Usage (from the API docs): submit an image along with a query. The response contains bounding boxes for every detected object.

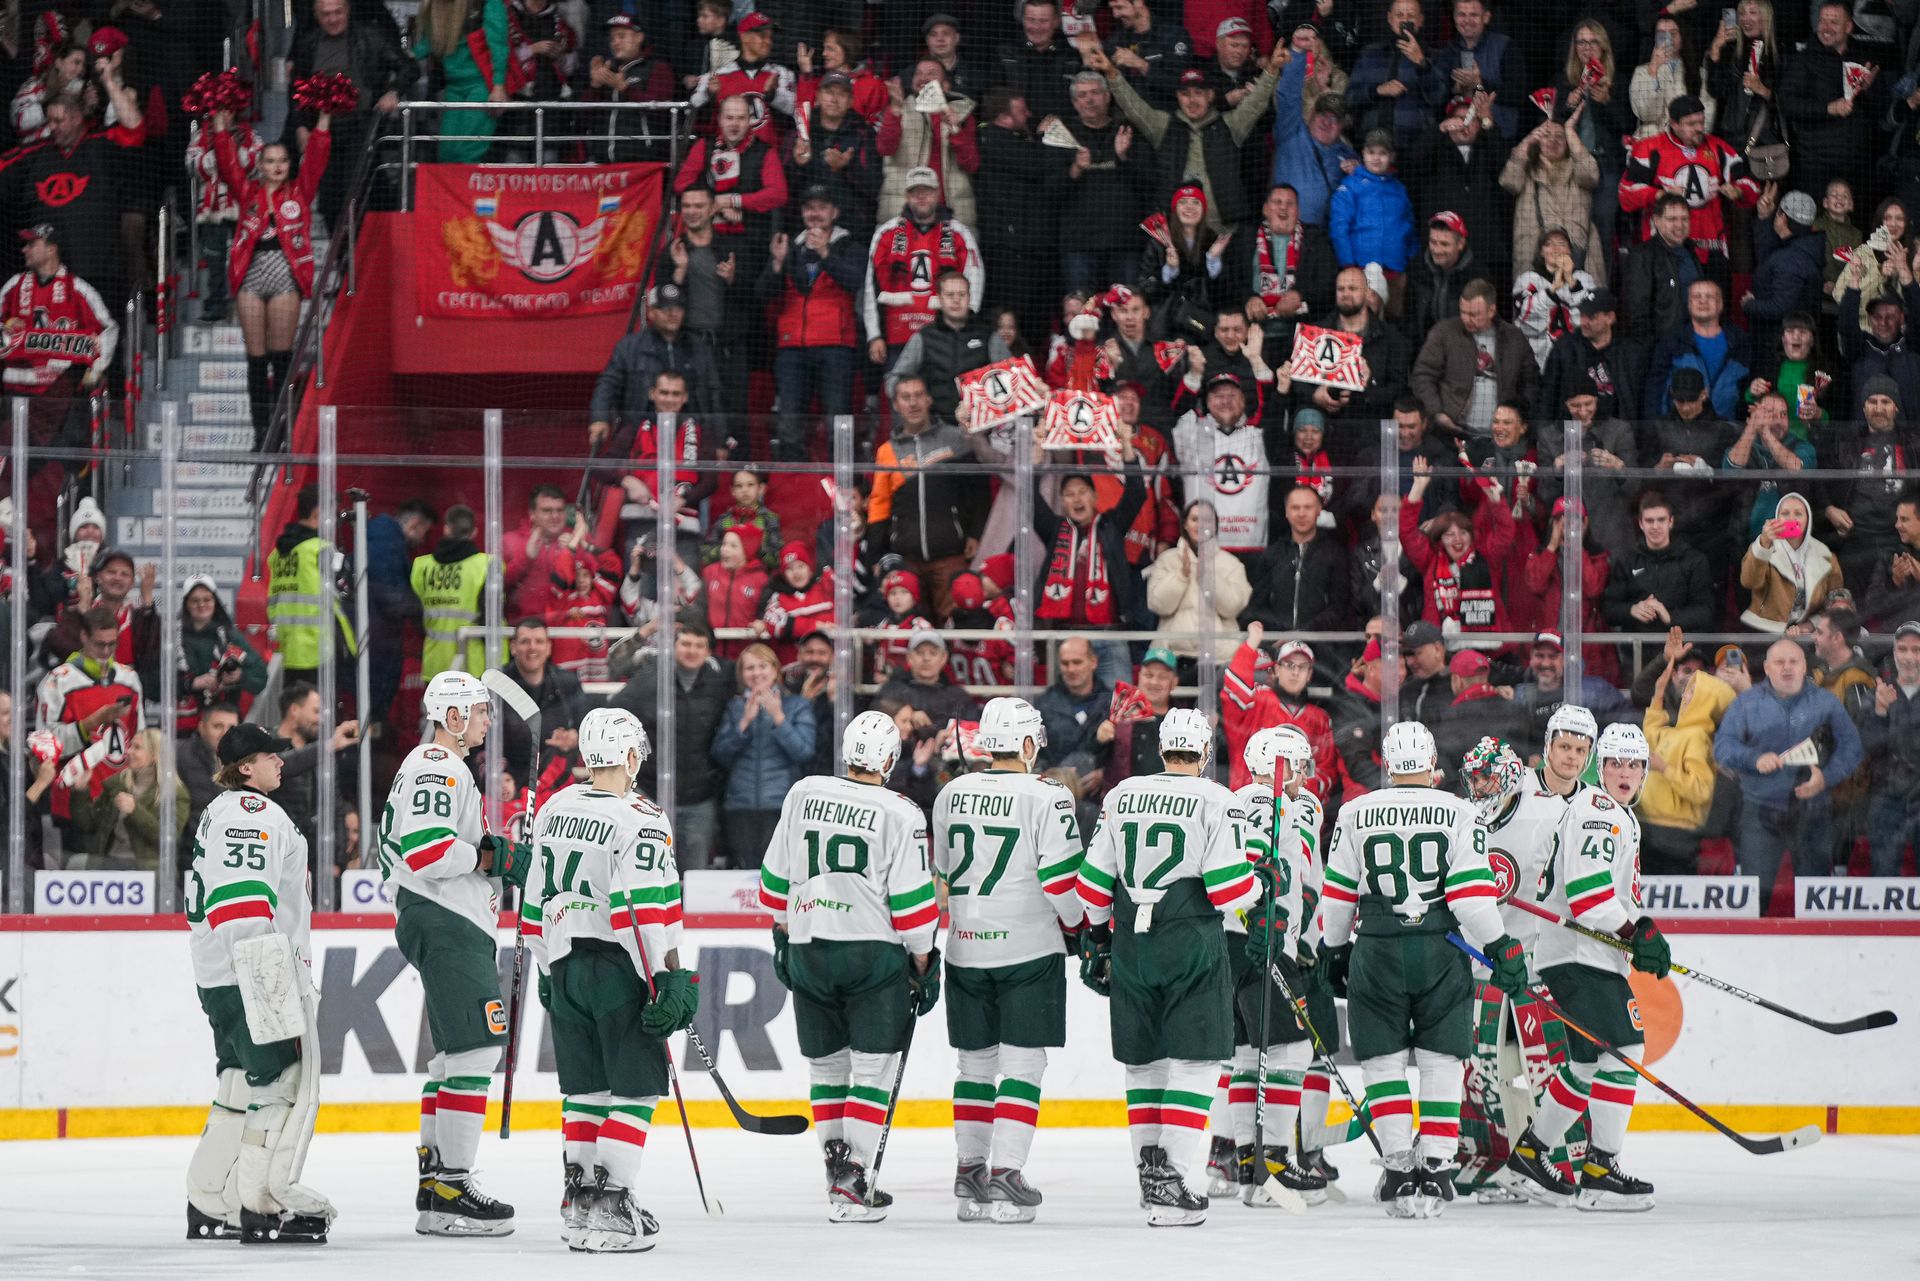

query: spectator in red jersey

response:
[944,570,1016,688]
[1400,454,1520,645]
[795,28,888,120]
[864,167,985,370]
[544,548,621,683]
[702,524,770,658]
[504,485,577,619]
[689,12,794,143]
[1221,620,1340,798]
[674,94,789,255]
[872,567,934,681]
[754,539,834,663]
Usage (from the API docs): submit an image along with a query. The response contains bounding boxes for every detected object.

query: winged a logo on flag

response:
[1040,388,1120,451]
[957,355,1048,431]
[1530,86,1556,116]
[1152,340,1187,373]
[482,193,621,284]
[1286,324,1367,391]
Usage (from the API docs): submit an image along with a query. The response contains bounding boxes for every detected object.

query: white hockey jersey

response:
[1533,787,1642,978]
[533,783,682,977]
[187,788,313,989]
[1077,772,1258,924]
[933,768,1085,968]
[1290,788,1327,953]
[1485,768,1583,953]
[1230,781,1305,958]
[759,776,937,952]
[377,741,495,936]
[1321,784,1504,947]
[1171,411,1270,553]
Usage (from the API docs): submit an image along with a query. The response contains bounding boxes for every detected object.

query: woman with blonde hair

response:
[415,0,514,162]
[710,642,817,868]
[73,727,189,870]
[1501,112,1605,286]
[1705,0,1779,151]
[1559,21,1634,258]
[1631,16,1712,140]
[1739,491,1843,633]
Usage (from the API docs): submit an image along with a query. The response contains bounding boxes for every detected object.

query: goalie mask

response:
[1461,735,1524,820]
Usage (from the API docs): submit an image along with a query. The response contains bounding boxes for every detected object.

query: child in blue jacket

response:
[1329,129,1417,273]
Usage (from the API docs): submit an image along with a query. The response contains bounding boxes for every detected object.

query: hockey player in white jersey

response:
[185,723,334,1244]
[533,708,696,1252]
[378,670,526,1235]
[761,711,940,1223]
[1225,726,1328,1209]
[1503,723,1670,1212]
[1075,708,1259,1227]
[1495,705,1597,951]
[933,697,1085,1224]
[1318,721,1529,1219]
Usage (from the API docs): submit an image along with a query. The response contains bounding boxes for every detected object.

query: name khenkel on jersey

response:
[799,799,879,831]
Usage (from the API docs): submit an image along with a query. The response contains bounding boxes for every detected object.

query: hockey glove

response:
[483,835,534,889]
[1486,933,1530,998]
[537,972,552,1009]
[1314,941,1351,998]
[908,946,942,1017]
[1628,916,1671,979]
[1059,916,1085,955]
[1243,890,1288,966]
[1078,922,1114,997]
[771,927,791,988]
[639,968,700,1037]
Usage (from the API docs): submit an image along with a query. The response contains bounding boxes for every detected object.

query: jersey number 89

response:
[1361,831,1449,902]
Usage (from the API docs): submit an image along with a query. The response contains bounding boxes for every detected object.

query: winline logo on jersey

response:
[417,163,666,318]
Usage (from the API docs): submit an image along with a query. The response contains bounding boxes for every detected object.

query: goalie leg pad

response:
[187,1067,250,1230]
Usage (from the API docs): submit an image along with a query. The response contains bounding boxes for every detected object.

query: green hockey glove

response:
[484,835,534,889]
[1486,933,1529,998]
[1079,922,1113,997]
[1314,941,1351,998]
[1243,890,1288,966]
[639,968,700,1036]
[771,927,791,988]
[1628,916,1671,979]
[537,971,552,1009]
[908,946,942,1017]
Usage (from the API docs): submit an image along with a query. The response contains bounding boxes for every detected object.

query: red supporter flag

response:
[1842,61,1874,101]
[1286,324,1367,390]
[956,355,1048,431]
[1109,681,1154,724]
[1152,340,1187,373]
[1140,211,1170,244]
[1040,388,1120,451]
[1530,86,1556,116]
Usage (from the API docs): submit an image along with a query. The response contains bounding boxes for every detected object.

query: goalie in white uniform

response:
[932,696,1085,1224]
[185,723,334,1244]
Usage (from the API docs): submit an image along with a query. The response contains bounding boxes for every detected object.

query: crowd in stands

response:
[6,0,1920,910]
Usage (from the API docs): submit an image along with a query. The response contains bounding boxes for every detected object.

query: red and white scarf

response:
[1038,517,1113,625]
[1255,227,1300,309]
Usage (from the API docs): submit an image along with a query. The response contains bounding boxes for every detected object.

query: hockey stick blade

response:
[1446,934,1817,1156]
[686,1028,810,1135]
[1507,899,1899,1036]
[480,667,542,723]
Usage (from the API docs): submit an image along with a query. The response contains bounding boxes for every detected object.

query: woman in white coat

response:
[1144,500,1251,662]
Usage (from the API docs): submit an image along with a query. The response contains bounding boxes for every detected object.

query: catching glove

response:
[1628,916,1671,979]
[639,968,700,1036]
[1078,922,1113,997]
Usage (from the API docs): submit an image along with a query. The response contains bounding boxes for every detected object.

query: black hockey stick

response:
[481,669,539,1140]
[1250,877,1277,1191]
[869,1004,917,1192]
[1445,934,1820,1156]
[1506,899,1897,1037]
[1265,957,1383,1156]
[679,1025,809,1136]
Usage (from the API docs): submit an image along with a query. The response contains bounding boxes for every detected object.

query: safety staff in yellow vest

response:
[266,485,359,687]
[410,504,498,680]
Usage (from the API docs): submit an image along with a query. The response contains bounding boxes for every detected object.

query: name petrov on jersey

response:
[942,790,1016,818]
[800,798,880,831]
[1112,792,1201,818]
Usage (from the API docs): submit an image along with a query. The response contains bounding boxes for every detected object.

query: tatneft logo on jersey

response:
[796,895,853,913]
[953,929,1011,941]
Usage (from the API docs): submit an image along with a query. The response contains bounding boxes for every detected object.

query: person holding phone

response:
[1630,17,1704,141]
[1738,490,1845,632]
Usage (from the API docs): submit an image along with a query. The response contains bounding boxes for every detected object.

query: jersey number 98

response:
[411,788,453,819]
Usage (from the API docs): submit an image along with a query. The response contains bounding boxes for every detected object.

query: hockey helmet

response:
[423,671,489,729]
[1461,736,1524,811]
[1595,722,1650,764]
[975,696,1047,759]
[843,710,902,776]
[579,706,650,773]
[1158,707,1212,759]
[1243,726,1288,781]
[1382,720,1437,776]
[1545,703,1599,744]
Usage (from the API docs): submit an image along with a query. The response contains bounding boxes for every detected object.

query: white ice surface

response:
[1,1128,1913,1279]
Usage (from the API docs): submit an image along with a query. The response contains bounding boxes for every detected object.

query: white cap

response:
[843,710,903,774]
[908,627,947,652]
[904,165,940,190]
[1382,721,1437,775]
[70,496,106,538]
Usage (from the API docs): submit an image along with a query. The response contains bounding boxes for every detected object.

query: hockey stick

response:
[1264,957,1384,1156]
[1250,877,1277,1191]
[1444,934,1820,1156]
[678,1026,809,1135]
[1505,898,1897,1037]
[480,668,539,1140]
[869,1013,915,1194]
[613,858,724,1217]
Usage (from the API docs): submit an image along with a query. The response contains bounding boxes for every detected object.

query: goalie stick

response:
[1445,935,1821,1156]
[1505,898,1897,1037]
[480,668,539,1139]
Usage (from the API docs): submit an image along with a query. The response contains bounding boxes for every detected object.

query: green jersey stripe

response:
[203,879,278,908]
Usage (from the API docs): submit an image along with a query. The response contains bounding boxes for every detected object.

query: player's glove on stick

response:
[537,972,552,1007]
[1486,933,1529,998]
[1314,941,1351,998]
[909,945,943,1017]
[770,927,791,988]
[1243,889,1287,965]
[1628,916,1671,978]
[1079,922,1113,997]
[639,969,700,1036]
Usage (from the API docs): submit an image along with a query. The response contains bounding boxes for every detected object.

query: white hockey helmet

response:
[1158,707,1212,759]
[423,671,489,729]
[1273,726,1315,781]
[976,696,1047,759]
[1245,726,1314,784]
[1595,722,1650,764]
[1546,703,1599,744]
[579,706,650,773]
[1382,720,1438,776]
[843,710,902,776]
[1244,727,1288,780]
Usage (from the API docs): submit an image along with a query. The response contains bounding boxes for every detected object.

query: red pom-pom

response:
[184,69,252,118]
[292,72,357,116]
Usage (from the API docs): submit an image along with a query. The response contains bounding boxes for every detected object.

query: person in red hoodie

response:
[1219,620,1339,798]
[942,570,1015,687]
[1400,455,1519,647]
[754,539,834,663]
[871,567,932,681]
[702,524,770,658]
[1520,497,1617,685]
[544,548,621,682]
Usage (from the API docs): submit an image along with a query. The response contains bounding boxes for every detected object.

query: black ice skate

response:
[581,1184,660,1253]
[1303,1150,1346,1203]
[240,1209,330,1244]
[561,1161,600,1250]
[1576,1150,1654,1213]
[1375,1152,1422,1219]
[186,1201,239,1240]
[1241,1145,1328,1211]
[987,1167,1043,1223]
[1405,1158,1458,1219]
[1497,1126,1577,1207]
[418,1169,516,1237]
[1204,1135,1239,1197]
[955,1161,992,1223]
[1140,1145,1208,1227]
[824,1139,853,1191]
[416,1145,438,1212]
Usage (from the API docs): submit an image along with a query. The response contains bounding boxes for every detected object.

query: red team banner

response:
[416,163,666,318]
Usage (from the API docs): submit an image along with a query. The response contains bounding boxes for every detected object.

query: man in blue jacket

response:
[1345,0,1449,155]
[1270,38,1357,228]
[1713,639,1864,910]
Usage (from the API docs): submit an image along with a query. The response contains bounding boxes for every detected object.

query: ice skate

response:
[240,1208,330,1244]
[1141,1145,1208,1227]
[1241,1145,1326,1211]
[1575,1150,1654,1213]
[1204,1135,1239,1197]
[1497,1126,1577,1207]
[954,1161,992,1223]
[580,1184,659,1253]
[415,1146,437,1214]
[1474,1181,1532,1205]
[418,1169,515,1236]
[986,1167,1042,1223]
[826,1151,891,1224]
[1374,1151,1421,1219]
[560,1161,598,1250]
[186,1201,239,1240]
[1303,1150,1346,1203]
[1402,1158,1458,1219]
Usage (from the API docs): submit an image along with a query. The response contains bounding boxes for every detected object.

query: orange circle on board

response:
[1628,971,1683,1063]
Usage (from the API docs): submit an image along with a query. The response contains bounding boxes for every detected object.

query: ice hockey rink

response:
[3,1128,1913,1279]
